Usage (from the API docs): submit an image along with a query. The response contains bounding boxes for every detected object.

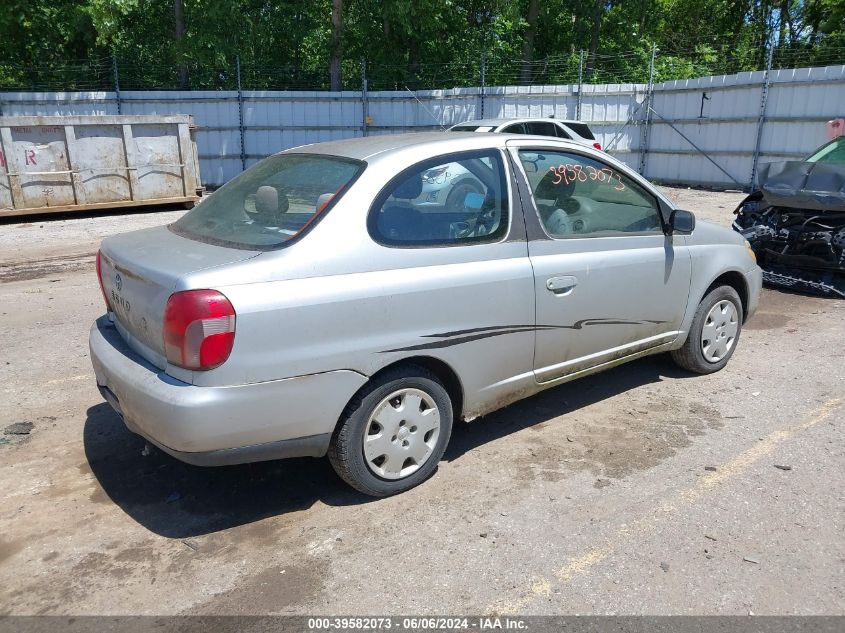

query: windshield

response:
[171,153,364,249]
[806,137,845,163]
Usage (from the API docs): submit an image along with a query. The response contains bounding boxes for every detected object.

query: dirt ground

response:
[0,187,843,615]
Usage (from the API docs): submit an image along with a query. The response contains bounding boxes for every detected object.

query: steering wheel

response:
[453,217,478,239]
[475,207,498,235]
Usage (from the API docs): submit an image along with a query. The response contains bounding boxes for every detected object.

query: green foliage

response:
[0,0,842,90]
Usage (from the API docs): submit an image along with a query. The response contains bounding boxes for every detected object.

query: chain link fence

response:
[2,45,844,93]
[1,46,843,192]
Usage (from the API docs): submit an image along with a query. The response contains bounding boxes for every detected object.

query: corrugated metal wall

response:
[2,64,842,189]
[646,65,845,187]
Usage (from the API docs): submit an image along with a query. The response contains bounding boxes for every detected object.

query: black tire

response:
[671,285,743,374]
[328,366,453,497]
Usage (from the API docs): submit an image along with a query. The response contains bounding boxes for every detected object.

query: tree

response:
[330,0,343,90]
[0,0,842,91]
[520,0,540,84]
[174,0,188,89]
[585,0,605,79]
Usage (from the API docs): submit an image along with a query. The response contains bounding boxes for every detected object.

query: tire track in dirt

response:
[0,253,95,283]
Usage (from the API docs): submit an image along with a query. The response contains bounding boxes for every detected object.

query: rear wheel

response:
[671,285,743,374]
[328,366,453,497]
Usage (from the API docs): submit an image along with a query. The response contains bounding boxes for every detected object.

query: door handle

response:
[546,275,578,295]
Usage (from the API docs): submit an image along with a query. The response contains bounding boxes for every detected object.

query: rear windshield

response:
[563,122,595,140]
[171,154,364,249]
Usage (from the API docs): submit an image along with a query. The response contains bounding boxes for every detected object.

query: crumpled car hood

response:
[757,160,845,212]
[732,159,845,298]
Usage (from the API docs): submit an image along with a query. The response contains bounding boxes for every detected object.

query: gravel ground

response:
[0,187,842,615]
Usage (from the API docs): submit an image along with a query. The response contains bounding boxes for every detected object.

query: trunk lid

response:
[98,225,259,369]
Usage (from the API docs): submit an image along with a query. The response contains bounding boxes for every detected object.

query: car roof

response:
[286,131,587,161]
[452,118,588,129]
[281,132,675,210]
[286,132,480,161]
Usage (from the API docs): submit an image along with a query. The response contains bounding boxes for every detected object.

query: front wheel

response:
[671,285,743,374]
[328,366,453,497]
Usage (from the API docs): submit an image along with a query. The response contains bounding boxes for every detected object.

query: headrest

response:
[392,174,423,200]
[535,170,574,200]
[255,186,289,217]
[316,192,335,212]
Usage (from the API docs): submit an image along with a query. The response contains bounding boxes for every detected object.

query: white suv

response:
[449,118,602,150]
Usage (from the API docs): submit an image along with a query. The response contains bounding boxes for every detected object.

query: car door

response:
[507,142,692,383]
[364,147,537,416]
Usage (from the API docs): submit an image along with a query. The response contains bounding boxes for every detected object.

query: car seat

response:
[532,170,579,233]
[377,174,426,241]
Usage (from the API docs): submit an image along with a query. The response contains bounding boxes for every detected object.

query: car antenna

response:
[405,86,447,131]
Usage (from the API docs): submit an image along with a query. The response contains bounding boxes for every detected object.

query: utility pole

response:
[479,52,486,119]
[638,43,657,176]
[235,55,246,172]
[361,59,369,137]
[112,55,122,115]
[576,49,584,120]
[750,46,774,190]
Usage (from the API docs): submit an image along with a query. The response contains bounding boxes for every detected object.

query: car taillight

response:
[593,142,602,151]
[96,250,112,311]
[163,289,236,370]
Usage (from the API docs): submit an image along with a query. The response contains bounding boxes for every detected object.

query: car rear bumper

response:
[744,265,763,320]
[89,315,367,466]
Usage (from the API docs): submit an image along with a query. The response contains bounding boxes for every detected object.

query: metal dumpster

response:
[0,115,202,217]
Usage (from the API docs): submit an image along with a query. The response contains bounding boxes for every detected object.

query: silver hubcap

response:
[701,300,738,363]
[363,388,441,480]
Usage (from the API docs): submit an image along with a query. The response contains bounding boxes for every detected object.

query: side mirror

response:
[668,209,695,235]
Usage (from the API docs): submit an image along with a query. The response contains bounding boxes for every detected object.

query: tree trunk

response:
[294,10,302,82]
[174,0,188,89]
[584,0,604,79]
[778,0,788,47]
[408,38,420,88]
[758,0,771,66]
[638,0,649,34]
[330,0,344,91]
[520,0,540,84]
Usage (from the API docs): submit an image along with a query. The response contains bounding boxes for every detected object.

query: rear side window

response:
[526,122,559,137]
[171,154,363,249]
[369,150,509,247]
[564,122,595,140]
[502,123,529,134]
[554,125,571,139]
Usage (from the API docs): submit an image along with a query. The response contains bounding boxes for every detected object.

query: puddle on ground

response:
[514,400,723,486]
[744,312,790,330]
[187,560,328,614]
[0,538,25,565]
